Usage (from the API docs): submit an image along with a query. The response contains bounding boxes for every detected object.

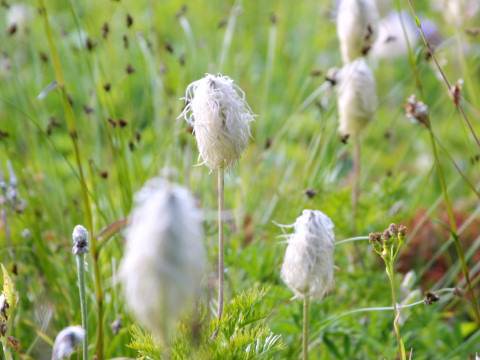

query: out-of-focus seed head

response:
[119,178,206,342]
[178,73,256,172]
[336,58,377,138]
[51,326,85,360]
[337,0,380,63]
[280,210,335,300]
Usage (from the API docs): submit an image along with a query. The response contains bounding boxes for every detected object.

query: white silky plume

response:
[179,73,255,172]
[119,178,206,341]
[337,0,380,63]
[337,58,377,138]
[51,326,85,360]
[280,210,335,300]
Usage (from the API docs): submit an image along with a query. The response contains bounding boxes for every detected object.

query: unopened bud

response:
[72,225,89,255]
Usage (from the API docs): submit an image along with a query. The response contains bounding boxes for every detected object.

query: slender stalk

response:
[405,0,480,149]
[386,260,406,360]
[427,131,480,324]
[76,255,88,360]
[302,295,310,360]
[38,2,104,358]
[217,168,225,319]
[352,139,361,231]
[1,341,13,360]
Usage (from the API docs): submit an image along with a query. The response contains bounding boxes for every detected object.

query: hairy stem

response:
[303,295,310,360]
[386,261,406,360]
[76,255,88,360]
[217,168,225,320]
[38,2,103,358]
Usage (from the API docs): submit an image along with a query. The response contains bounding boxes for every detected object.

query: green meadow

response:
[0,0,479,359]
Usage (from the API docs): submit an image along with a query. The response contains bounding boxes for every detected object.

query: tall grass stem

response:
[38,1,104,357]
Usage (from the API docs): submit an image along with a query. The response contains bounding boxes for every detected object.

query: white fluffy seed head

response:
[179,73,256,172]
[337,58,377,138]
[337,0,380,63]
[370,11,419,60]
[51,326,85,360]
[280,210,335,300]
[119,178,206,342]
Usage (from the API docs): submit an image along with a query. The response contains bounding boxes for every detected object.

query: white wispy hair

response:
[280,210,335,300]
[119,178,206,341]
[51,326,85,360]
[178,73,256,172]
[337,0,380,63]
[336,58,377,138]
[370,11,419,60]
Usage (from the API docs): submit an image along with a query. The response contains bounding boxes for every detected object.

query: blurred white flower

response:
[179,73,256,172]
[119,178,206,341]
[6,4,31,35]
[337,0,380,63]
[51,326,85,360]
[336,58,377,138]
[280,210,335,300]
[370,11,419,60]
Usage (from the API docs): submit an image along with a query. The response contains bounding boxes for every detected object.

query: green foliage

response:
[128,287,284,360]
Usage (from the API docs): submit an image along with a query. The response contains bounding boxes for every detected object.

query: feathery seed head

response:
[280,210,335,300]
[51,326,85,360]
[72,225,89,255]
[337,0,380,63]
[178,73,256,172]
[119,178,206,342]
[337,58,377,138]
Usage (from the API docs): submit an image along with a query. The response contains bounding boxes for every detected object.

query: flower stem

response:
[76,255,88,360]
[303,295,310,360]
[386,261,406,360]
[217,168,225,320]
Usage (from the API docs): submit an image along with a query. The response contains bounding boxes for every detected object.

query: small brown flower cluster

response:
[369,223,406,259]
[404,95,429,128]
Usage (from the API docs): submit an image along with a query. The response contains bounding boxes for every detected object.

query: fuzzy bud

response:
[72,225,89,255]
[51,326,85,360]
[337,0,380,63]
[280,210,335,300]
[337,58,377,138]
[178,73,256,172]
[119,178,206,341]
